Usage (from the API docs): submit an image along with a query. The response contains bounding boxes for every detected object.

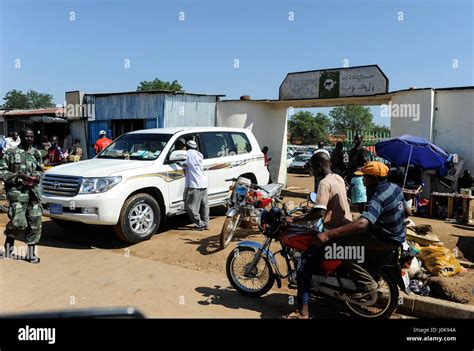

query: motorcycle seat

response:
[260,183,284,197]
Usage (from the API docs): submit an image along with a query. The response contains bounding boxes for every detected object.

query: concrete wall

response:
[216,101,288,184]
[391,88,474,173]
[390,89,434,140]
[433,90,474,172]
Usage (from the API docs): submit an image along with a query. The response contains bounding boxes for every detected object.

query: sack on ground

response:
[418,246,462,277]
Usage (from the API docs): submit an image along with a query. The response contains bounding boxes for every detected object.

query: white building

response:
[217,81,473,184]
[390,87,474,173]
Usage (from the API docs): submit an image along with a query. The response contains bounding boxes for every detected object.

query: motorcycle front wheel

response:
[220,214,240,249]
[344,268,399,319]
[226,247,275,297]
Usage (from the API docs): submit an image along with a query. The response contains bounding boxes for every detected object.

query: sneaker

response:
[193,225,205,231]
[24,256,41,264]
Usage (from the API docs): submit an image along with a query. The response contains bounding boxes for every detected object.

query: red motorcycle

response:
[225,199,412,319]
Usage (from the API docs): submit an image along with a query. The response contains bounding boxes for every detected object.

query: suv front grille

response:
[41,175,82,197]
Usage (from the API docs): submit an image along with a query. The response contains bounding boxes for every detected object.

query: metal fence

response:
[288,131,391,164]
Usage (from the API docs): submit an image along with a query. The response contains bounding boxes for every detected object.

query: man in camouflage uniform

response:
[0,128,44,263]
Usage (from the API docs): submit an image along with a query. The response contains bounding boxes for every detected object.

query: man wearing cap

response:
[181,140,209,231]
[317,161,411,280]
[312,148,331,191]
[285,161,410,319]
[94,130,112,155]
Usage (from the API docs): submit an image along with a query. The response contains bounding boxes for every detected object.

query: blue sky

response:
[1,0,472,126]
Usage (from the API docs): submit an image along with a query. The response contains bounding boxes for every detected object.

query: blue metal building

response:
[77,90,223,157]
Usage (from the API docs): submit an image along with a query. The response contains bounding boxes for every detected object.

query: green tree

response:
[1,89,55,109]
[329,106,373,135]
[288,111,331,144]
[137,78,184,92]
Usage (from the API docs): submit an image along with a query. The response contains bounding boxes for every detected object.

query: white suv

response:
[40,127,269,243]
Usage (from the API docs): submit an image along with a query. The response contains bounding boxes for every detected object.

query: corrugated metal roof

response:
[2,107,66,117]
[88,90,225,98]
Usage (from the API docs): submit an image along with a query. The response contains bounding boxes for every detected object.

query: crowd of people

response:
[1,130,84,166]
[0,128,115,264]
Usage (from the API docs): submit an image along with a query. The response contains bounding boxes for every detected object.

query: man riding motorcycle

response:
[284,152,352,319]
[285,161,411,319]
[291,151,352,230]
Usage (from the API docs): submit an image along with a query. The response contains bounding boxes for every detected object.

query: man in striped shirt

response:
[315,161,411,291]
[286,161,410,319]
[318,161,410,246]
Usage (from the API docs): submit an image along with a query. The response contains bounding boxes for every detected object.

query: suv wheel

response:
[114,193,161,243]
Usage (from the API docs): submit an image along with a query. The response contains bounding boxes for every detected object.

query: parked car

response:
[40,127,270,243]
[291,151,305,158]
[286,153,294,168]
[288,153,312,173]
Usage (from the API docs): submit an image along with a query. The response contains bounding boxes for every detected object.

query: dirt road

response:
[1,174,471,317]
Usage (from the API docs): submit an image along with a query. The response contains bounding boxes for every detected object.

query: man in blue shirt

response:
[319,161,410,245]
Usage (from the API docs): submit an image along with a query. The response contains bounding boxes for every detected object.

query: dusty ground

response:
[0,174,472,318]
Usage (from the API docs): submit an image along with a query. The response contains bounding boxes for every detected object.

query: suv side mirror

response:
[309,192,317,204]
[169,150,187,162]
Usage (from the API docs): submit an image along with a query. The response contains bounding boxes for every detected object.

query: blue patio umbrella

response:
[375,135,449,187]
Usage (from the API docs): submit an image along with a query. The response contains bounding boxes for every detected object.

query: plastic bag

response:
[418,246,462,277]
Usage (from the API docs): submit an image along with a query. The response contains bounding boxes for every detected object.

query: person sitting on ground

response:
[68,138,83,162]
[41,135,51,151]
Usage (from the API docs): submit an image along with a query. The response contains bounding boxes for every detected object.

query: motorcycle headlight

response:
[79,176,122,194]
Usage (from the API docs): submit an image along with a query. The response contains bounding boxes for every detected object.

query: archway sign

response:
[279,65,389,100]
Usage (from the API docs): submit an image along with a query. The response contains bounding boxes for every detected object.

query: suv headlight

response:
[79,176,122,194]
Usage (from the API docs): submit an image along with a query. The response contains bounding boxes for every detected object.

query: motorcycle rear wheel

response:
[226,247,275,297]
[344,268,399,319]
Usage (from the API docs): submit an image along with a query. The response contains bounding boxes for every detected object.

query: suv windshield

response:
[98,133,172,160]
